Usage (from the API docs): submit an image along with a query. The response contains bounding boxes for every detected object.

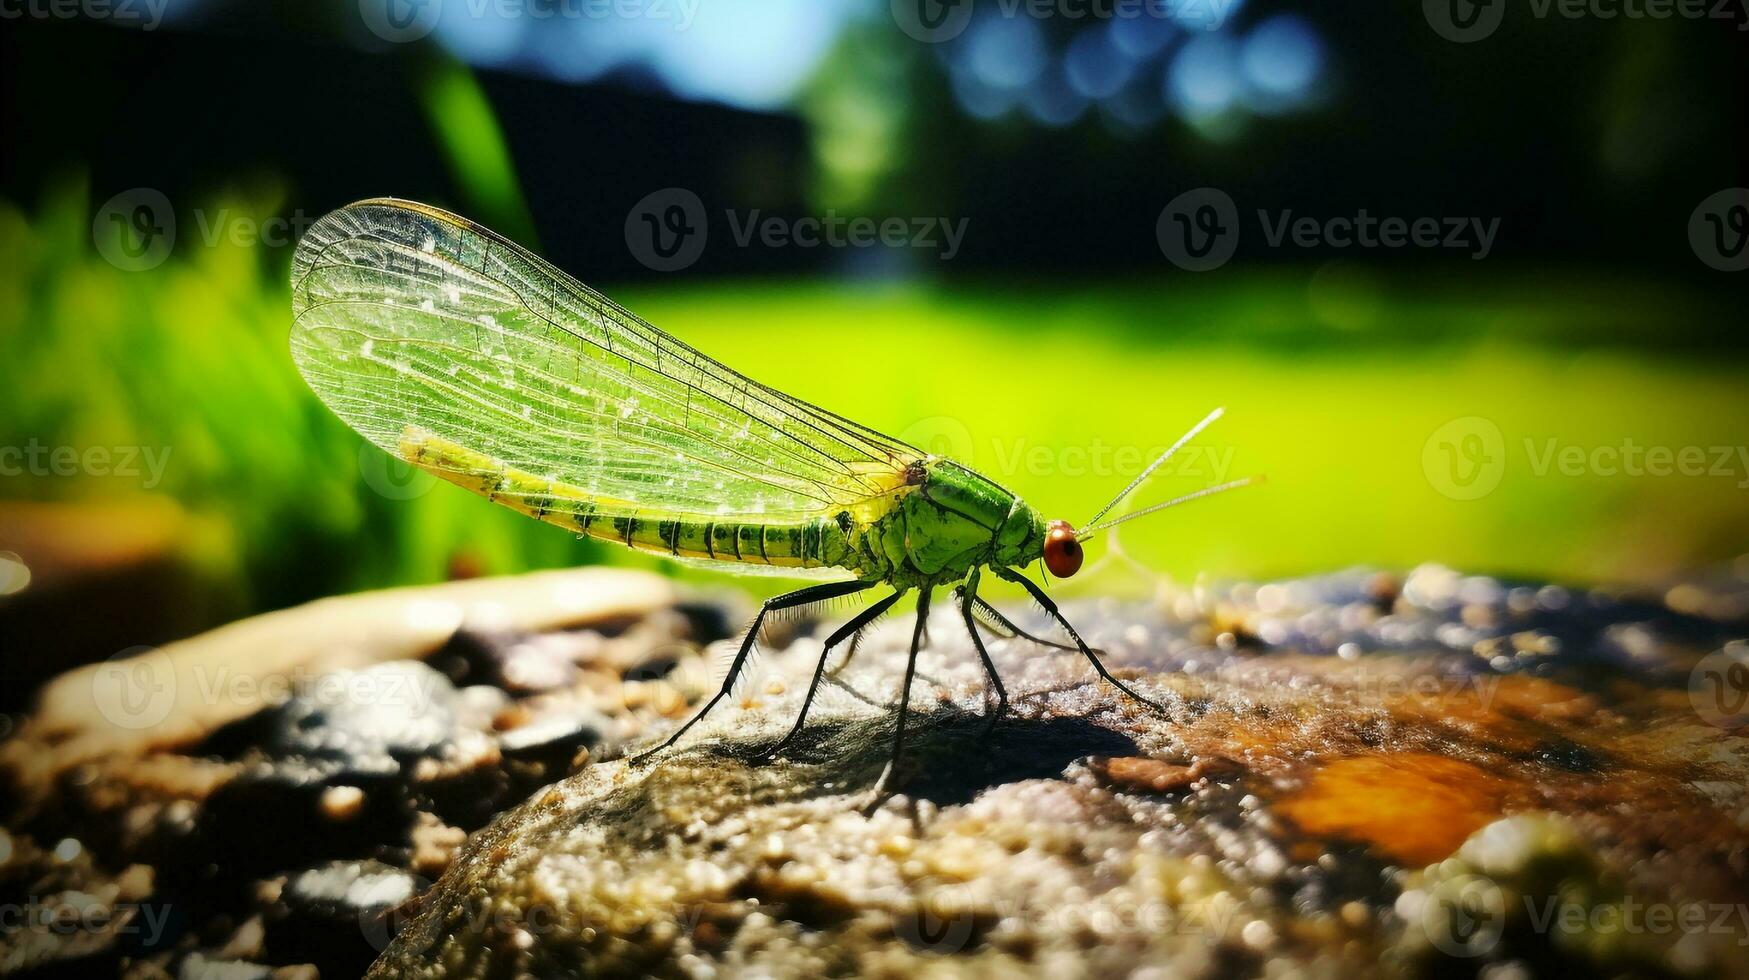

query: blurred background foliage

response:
[0,0,1745,667]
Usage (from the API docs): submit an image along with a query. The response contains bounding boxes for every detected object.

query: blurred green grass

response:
[2,180,1744,618]
[625,281,1749,599]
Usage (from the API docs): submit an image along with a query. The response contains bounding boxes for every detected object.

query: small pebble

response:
[320,785,366,822]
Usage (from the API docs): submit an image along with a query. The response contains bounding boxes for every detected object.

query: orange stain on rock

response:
[1277,753,1521,866]
[1380,674,1601,754]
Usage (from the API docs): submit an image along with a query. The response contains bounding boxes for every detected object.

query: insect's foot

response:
[750,736,796,764]
[858,755,920,814]
[626,730,686,766]
[858,778,899,817]
[1110,679,1173,717]
[978,704,1009,738]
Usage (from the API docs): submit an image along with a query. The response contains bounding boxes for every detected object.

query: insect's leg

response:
[826,627,867,678]
[959,576,1008,733]
[759,589,904,760]
[994,567,1173,715]
[631,579,875,763]
[968,594,1079,653]
[871,587,933,800]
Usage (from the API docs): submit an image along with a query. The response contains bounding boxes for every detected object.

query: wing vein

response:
[290,199,921,522]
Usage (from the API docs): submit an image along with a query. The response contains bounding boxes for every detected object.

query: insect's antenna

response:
[1083,407,1226,529]
[1080,475,1264,540]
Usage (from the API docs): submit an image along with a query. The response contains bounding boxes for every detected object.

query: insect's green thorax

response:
[850,458,1047,588]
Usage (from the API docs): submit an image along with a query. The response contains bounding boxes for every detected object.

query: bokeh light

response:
[1065,25,1137,100]
[429,0,863,111]
[1166,33,1242,117]
[389,0,1325,138]
[963,13,1051,91]
[1025,66,1091,127]
[1240,13,1325,111]
[1109,11,1177,58]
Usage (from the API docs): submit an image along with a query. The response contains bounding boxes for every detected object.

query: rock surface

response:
[2,564,1747,978]
[0,568,698,978]
[368,567,1749,979]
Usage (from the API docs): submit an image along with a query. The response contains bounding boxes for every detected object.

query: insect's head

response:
[1043,519,1084,578]
[1047,408,1262,576]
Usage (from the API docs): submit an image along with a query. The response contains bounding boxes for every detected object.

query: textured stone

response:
[367,566,1749,979]
[6,565,1748,979]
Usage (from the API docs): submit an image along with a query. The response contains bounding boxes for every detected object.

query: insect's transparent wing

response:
[290,199,920,521]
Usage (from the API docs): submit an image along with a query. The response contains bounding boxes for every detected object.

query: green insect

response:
[290,199,1255,788]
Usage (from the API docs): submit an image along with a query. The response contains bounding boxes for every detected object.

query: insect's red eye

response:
[1043,522,1083,578]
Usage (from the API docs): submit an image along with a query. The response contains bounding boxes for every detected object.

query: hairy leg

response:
[631,579,874,762]
[994,567,1172,715]
[870,587,933,800]
[959,573,1008,732]
[825,625,866,678]
[961,591,1079,652]
[758,589,905,759]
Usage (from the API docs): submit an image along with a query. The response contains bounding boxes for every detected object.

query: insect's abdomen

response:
[398,429,851,569]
